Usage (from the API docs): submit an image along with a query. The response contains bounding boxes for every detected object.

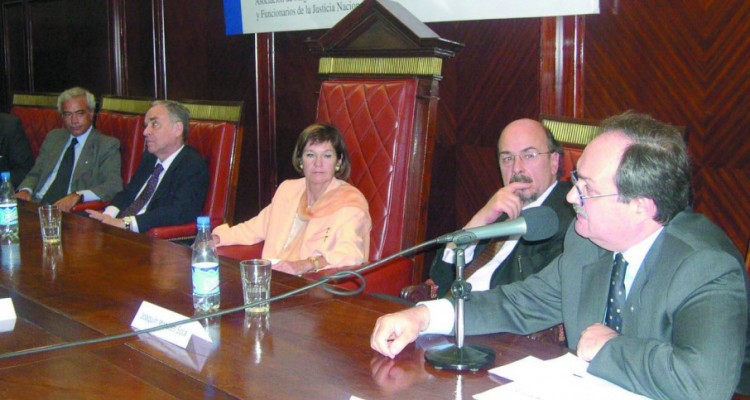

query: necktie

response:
[42,138,78,204]
[464,239,506,278]
[118,163,164,218]
[604,253,628,332]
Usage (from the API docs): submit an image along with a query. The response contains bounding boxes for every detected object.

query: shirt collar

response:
[157,145,184,171]
[71,125,93,147]
[621,226,665,267]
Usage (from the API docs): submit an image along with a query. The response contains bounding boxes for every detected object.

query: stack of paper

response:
[474,353,650,400]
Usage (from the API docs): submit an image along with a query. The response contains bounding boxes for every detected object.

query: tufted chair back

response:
[10,92,64,158]
[314,78,425,294]
[316,78,417,261]
[146,100,243,241]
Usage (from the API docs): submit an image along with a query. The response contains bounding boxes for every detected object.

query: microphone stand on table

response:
[424,242,495,372]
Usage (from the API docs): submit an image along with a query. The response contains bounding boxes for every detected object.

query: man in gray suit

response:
[16,87,122,212]
[371,111,749,399]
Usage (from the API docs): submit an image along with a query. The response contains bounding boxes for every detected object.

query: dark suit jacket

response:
[0,113,34,188]
[109,146,208,233]
[19,128,122,201]
[429,181,575,297]
[461,211,749,399]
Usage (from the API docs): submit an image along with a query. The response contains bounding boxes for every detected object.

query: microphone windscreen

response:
[521,206,559,241]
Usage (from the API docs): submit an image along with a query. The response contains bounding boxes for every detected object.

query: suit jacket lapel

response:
[579,253,614,327]
[72,133,93,182]
[148,148,184,205]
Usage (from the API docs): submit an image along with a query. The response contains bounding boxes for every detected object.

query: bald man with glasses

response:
[427,118,575,299]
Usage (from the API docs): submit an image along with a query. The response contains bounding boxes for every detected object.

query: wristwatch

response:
[123,217,132,231]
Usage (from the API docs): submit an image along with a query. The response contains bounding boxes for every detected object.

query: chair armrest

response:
[216,242,265,261]
[70,200,109,213]
[304,257,414,297]
[147,223,196,240]
[400,281,439,303]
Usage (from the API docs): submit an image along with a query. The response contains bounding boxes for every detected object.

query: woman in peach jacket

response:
[212,123,371,275]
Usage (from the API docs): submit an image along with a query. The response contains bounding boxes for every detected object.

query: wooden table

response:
[0,200,570,399]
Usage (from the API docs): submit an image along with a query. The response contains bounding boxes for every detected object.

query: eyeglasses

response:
[570,170,619,206]
[499,151,553,166]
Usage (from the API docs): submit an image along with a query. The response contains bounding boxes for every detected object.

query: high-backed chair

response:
[146,100,243,241]
[540,114,600,182]
[10,92,63,157]
[95,96,151,184]
[217,80,421,296]
[311,78,421,294]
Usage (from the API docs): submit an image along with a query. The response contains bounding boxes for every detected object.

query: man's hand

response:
[464,182,532,228]
[370,306,430,359]
[576,323,619,361]
[86,209,127,229]
[14,191,31,201]
[54,193,82,212]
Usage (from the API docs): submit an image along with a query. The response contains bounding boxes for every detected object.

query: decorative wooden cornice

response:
[307,0,462,77]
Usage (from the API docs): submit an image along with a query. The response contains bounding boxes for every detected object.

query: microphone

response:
[436,206,559,245]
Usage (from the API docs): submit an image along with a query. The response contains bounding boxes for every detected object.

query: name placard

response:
[0,298,16,332]
[131,301,211,349]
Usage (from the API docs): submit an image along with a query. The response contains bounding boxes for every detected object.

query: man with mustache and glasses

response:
[427,119,575,298]
[372,112,749,399]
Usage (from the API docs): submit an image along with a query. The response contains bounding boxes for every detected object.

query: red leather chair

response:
[540,114,600,182]
[10,92,64,158]
[95,96,150,184]
[146,100,243,241]
[219,79,424,297]
[71,96,151,213]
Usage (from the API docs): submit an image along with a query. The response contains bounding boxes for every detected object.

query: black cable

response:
[0,238,439,360]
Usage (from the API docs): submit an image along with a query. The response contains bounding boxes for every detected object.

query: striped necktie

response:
[118,163,164,218]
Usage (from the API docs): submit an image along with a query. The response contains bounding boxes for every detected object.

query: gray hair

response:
[152,100,190,141]
[57,87,96,113]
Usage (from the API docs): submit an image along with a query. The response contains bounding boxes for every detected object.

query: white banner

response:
[224,0,599,35]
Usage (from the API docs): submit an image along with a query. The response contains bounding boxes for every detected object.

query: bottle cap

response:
[197,216,210,227]
[0,172,9,180]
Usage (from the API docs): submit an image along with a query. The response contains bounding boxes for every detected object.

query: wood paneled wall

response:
[2,0,748,270]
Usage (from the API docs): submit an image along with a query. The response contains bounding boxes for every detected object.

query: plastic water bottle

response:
[0,171,18,236]
[192,216,220,314]
[0,171,20,267]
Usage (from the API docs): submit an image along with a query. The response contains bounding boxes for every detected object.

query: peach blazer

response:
[213,178,371,269]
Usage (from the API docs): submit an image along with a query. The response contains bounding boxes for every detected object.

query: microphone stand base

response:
[424,343,496,372]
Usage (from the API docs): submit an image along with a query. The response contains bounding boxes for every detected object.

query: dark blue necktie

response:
[604,253,628,332]
[118,163,164,218]
[42,138,78,204]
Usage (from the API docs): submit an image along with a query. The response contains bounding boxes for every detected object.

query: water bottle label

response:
[192,262,220,295]
[0,204,18,226]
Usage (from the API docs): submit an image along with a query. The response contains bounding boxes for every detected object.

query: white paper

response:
[0,297,17,332]
[131,301,211,349]
[477,353,650,400]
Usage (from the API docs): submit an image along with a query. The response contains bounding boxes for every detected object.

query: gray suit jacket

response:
[19,128,122,201]
[462,211,748,399]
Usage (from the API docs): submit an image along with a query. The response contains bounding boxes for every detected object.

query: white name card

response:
[0,297,16,332]
[131,301,212,349]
